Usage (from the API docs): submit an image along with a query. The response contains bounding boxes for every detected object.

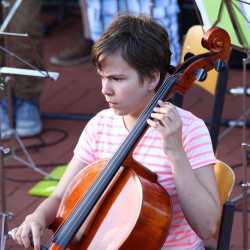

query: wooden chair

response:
[212,160,235,250]
[173,25,229,151]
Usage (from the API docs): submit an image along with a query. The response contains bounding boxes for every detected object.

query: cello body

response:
[51,159,172,250]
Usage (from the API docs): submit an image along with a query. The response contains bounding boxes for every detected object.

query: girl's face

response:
[98,50,159,119]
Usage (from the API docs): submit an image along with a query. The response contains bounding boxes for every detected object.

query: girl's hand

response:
[147,100,183,154]
[9,213,46,250]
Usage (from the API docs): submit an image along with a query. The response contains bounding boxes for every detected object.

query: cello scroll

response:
[173,26,231,95]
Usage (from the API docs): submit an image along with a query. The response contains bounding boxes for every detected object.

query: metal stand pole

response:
[218,51,250,141]
[240,51,250,250]
[240,142,250,250]
[219,51,250,250]
[0,146,12,250]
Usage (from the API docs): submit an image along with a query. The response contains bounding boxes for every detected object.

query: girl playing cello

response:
[10,15,220,250]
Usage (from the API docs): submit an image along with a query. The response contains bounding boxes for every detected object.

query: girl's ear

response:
[147,70,161,91]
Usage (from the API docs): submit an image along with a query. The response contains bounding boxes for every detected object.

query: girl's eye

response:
[113,77,123,82]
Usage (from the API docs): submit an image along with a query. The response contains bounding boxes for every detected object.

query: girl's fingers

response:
[9,221,42,249]
[31,223,42,250]
[147,118,160,128]
[15,226,23,246]
[151,112,172,124]
[20,224,32,249]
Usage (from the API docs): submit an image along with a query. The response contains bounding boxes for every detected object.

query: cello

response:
[42,27,231,250]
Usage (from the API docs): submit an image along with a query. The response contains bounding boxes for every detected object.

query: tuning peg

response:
[195,68,207,81]
[214,59,226,72]
[0,83,5,91]
[0,77,6,91]
[184,52,194,62]
[0,146,11,156]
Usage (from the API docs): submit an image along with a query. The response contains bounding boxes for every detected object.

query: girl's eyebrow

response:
[97,71,126,78]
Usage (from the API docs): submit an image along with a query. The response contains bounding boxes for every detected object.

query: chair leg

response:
[216,201,235,250]
[205,247,215,250]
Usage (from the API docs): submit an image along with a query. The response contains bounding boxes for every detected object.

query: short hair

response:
[91,14,172,85]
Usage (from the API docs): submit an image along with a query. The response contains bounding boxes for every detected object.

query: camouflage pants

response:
[0,0,43,101]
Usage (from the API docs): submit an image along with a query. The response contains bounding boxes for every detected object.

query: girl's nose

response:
[101,79,113,96]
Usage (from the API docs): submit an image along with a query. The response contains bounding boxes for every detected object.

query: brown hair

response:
[91,14,172,85]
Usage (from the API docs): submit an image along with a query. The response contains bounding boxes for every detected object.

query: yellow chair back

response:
[214,160,235,204]
[181,25,218,95]
[213,160,235,239]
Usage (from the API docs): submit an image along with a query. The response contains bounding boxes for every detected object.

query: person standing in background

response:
[50,0,180,67]
[0,0,43,139]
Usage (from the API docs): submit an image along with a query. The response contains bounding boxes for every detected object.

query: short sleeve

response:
[73,115,99,165]
[183,118,216,169]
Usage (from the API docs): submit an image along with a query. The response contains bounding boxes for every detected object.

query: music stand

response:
[195,0,250,51]
[0,68,59,250]
[0,0,61,177]
[195,1,250,249]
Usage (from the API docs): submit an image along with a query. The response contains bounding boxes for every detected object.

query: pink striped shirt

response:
[74,107,216,250]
